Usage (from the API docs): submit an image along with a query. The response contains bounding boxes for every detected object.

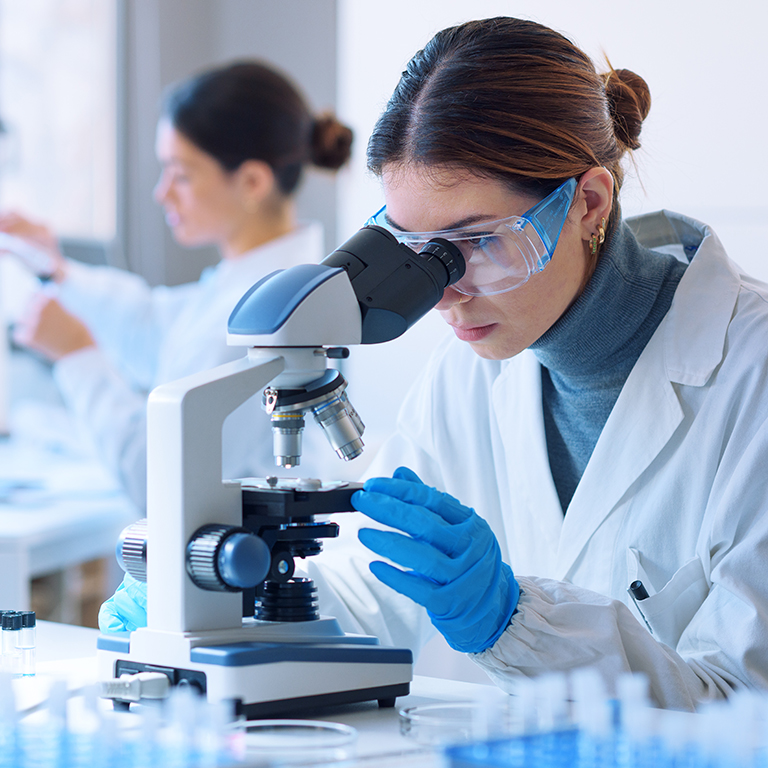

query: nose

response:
[153,171,170,204]
[435,285,471,311]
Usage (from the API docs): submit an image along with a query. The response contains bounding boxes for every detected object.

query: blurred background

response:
[0,0,765,677]
[0,0,766,448]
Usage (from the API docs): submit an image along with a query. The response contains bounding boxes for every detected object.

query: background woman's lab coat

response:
[51,223,326,508]
[310,211,768,711]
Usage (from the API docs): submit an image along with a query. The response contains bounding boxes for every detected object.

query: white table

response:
[22,622,497,768]
[0,404,139,610]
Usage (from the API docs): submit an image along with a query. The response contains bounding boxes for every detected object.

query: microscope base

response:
[97,628,413,717]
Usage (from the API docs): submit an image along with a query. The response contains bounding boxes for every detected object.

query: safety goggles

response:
[366,177,578,296]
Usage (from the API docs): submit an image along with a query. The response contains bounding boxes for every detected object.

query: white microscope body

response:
[97,227,464,715]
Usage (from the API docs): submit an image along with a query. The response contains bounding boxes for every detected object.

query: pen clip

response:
[627,581,654,636]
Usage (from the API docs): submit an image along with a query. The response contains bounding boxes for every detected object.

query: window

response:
[0,0,117,241]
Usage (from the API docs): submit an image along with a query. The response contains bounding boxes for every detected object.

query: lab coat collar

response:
[554,210,740,579]
[627,211,740,388]
[493,355,564,569]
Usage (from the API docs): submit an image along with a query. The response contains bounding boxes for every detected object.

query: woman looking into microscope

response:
[1,61,352,511]
[101,18,768,710]
[306,16,768,710]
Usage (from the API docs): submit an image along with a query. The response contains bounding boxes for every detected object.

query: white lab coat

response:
[52,223,327,509]
[309,211,768,710]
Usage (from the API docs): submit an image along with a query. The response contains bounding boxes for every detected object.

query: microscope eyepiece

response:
[414,237,466,288]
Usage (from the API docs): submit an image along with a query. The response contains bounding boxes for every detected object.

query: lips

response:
[449,323,497,342]
[164,210,181,227]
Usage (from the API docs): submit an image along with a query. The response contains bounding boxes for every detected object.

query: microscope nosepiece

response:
[263,370,365,466]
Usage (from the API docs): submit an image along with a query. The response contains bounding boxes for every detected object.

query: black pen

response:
[627,580,653,635]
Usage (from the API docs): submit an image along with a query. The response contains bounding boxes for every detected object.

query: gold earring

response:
[590,218,606,256]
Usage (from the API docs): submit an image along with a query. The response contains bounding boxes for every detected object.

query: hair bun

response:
[603,68,651,151]
[310,113,353,170]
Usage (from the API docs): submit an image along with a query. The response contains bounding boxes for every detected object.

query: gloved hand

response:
[353,466,519,654]
[98,573,148,633]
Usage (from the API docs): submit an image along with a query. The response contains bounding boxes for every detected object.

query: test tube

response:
[0,612,22,676]
[18,611,35,676]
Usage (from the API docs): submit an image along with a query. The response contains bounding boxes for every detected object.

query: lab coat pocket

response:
[627,553,709,648]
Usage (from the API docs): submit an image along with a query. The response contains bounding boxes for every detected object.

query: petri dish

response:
[243,719,357,763]
[399,702,490,746]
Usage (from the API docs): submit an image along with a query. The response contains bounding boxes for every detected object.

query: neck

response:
[220,202,297,260]
[530,220,688,512]
[531,222,686,378]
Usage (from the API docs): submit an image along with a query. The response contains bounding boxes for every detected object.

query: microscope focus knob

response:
[186,525,271,592]
[117,518,148,582]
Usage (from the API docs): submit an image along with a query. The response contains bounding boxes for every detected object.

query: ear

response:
[574,167,614,244]
[235,159,277,211]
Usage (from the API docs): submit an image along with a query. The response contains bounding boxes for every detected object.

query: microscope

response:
[96,224,464,717]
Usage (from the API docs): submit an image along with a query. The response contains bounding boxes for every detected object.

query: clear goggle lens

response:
[366,177,577,297]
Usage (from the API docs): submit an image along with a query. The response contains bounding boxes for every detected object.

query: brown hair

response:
[367,17,650,232]
[163,61,353,196]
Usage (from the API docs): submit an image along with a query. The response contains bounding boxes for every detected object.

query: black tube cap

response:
[1,611,21,630]
[19,611,35,628]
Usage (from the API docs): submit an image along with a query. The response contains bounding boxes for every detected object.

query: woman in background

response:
[0,61,352,510]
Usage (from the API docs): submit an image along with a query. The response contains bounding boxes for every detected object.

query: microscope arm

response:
[146,351,286,633]
[140,227,465,636]
[99,225,467,716]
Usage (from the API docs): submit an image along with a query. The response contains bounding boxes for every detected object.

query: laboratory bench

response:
[18,620,495,767]
[16,622,760,768]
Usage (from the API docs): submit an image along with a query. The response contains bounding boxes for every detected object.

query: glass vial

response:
[18,611,35,677]
[1,612,22,676]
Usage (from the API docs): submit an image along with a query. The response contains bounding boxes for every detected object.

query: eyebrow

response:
[384,210,501,233]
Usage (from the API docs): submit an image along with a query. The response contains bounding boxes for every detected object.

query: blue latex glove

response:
[353,466,519,654]
[98,573,148,633]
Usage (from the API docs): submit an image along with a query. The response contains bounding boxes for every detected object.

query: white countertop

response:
[15,621,501,767]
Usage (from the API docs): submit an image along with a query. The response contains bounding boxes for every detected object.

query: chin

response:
[468,340,524,361]
[169,227,208,248]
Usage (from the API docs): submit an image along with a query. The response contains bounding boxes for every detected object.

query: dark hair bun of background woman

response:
[311,114,353,170]
[603,68,652,151]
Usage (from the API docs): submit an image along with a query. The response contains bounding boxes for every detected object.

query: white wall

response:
[336,0,768,682]
[338,0,768,251]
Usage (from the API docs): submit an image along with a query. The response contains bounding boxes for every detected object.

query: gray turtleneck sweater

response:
[530,221,688,513]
